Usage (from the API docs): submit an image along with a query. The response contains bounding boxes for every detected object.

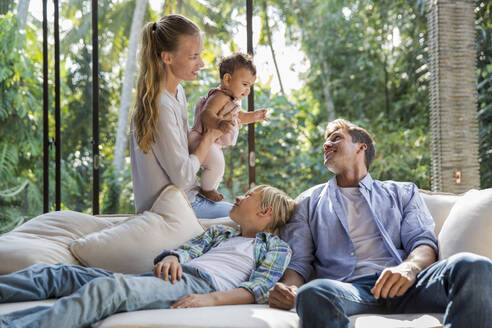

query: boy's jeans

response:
[295,252,492,328]
[191,194,233,218]
[0,263,215,328]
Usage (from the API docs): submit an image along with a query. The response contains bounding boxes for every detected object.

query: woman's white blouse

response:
[130,84,200,213]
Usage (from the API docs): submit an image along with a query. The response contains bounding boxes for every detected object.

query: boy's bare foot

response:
[199,188,224,202]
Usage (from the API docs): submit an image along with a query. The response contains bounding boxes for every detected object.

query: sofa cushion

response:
[351,313,443,328]
[438,188,492,260]
[419,190,460,236]
[0,301,444,328]
[0,210,115,275]
[70,185,205,274]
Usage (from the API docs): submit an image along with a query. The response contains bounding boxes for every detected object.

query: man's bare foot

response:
[199,188,224,202]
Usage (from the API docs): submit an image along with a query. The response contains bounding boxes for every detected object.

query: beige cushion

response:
[0,211,114,274]
[93,305,299,328]
[70,185,205,274]
[352,313,443,328]
[419,190,460,236]
[438,188,492,260]
[0,301,445,328]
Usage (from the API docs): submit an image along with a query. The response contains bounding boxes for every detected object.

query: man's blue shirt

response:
[280,173,438,282]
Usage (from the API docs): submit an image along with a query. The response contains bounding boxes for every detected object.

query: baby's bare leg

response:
[200,143,225,202]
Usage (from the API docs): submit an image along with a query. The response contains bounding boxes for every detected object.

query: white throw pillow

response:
[438,188,492,260]
[419,190,461,236]
[0,210,115,274]
[70,185,205,274]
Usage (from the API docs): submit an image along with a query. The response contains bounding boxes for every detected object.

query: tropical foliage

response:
[0,0,490,232]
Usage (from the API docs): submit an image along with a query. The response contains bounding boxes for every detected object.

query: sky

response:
[28,0,309,95]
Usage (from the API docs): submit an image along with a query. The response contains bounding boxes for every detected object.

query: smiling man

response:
[268,118,492,328]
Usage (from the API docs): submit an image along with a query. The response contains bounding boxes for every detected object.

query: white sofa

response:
[0,187,491,328]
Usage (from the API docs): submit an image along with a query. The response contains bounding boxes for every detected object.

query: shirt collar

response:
[328,173,374,191]
[358,173,373,191]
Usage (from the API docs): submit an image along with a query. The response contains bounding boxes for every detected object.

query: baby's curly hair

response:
[218,52,256,79]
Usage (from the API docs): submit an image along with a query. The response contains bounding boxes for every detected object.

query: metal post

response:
[92,0,100,214]
[42,0,49,213]
[54,0,61,210]
[246,0,255,188]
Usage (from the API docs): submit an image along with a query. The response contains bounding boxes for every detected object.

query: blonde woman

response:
[130,15,236,218]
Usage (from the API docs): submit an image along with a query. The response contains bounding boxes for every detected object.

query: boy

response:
[0,185,295,328]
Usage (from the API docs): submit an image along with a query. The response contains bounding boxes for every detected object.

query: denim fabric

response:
[0,263,215,328]
[295,252,492,328]
[191,194,233,218]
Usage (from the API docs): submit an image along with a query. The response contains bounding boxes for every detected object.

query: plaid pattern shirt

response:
[154,224,291,304]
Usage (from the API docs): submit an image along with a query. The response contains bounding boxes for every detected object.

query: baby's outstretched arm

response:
[201,93,237,133]
[238,109,269,124]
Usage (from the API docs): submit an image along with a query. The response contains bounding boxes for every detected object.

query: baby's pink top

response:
[191,87,240,147]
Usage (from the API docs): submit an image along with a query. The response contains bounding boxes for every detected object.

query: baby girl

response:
[189,53,267,202]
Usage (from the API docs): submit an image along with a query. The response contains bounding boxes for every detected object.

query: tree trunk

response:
[17,0,29,31]
[321,61,335,121]
[261,0,285,96]
[109,0,148,212]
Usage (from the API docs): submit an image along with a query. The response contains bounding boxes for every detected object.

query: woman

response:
[130,15,235,218]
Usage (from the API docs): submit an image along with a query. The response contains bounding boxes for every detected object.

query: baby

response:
[189,53,267,202]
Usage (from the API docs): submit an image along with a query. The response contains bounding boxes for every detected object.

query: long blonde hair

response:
[133,14,200,153]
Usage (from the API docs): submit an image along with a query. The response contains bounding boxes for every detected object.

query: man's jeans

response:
[0,263,215,328]
[296,252,492,328]
[191,194,233,218]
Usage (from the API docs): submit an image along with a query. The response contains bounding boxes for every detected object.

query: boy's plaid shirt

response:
[154,224,292,304]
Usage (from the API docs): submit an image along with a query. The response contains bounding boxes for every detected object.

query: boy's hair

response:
[218,53,256,79]
[250,185,296,236]
[324,118,375,170]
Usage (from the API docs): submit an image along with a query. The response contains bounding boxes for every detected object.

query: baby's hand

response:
[255,109,269,122]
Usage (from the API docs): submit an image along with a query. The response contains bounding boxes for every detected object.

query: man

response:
[268,118,492,328]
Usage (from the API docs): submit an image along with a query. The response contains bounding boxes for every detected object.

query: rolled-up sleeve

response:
[153,226,220,265]
[280,197,315,282]
[239,238,291,304]
[400,184,438,255]
[152,106,200,192]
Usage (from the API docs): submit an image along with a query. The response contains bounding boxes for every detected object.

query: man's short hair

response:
[218,52,256,79]
[250,185,295,236]
[324,119,375,170]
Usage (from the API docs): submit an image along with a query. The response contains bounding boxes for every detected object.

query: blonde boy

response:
[0,185,295,327]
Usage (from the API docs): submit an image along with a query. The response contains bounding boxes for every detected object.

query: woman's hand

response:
[216,101,238,121]
[153,255,182,284]
[170,293,216,308]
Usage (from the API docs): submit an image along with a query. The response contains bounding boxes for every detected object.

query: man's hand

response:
[170,293,216,308]
[371,262,419,299]
[268,282,298,310]
[153,255,182,284]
